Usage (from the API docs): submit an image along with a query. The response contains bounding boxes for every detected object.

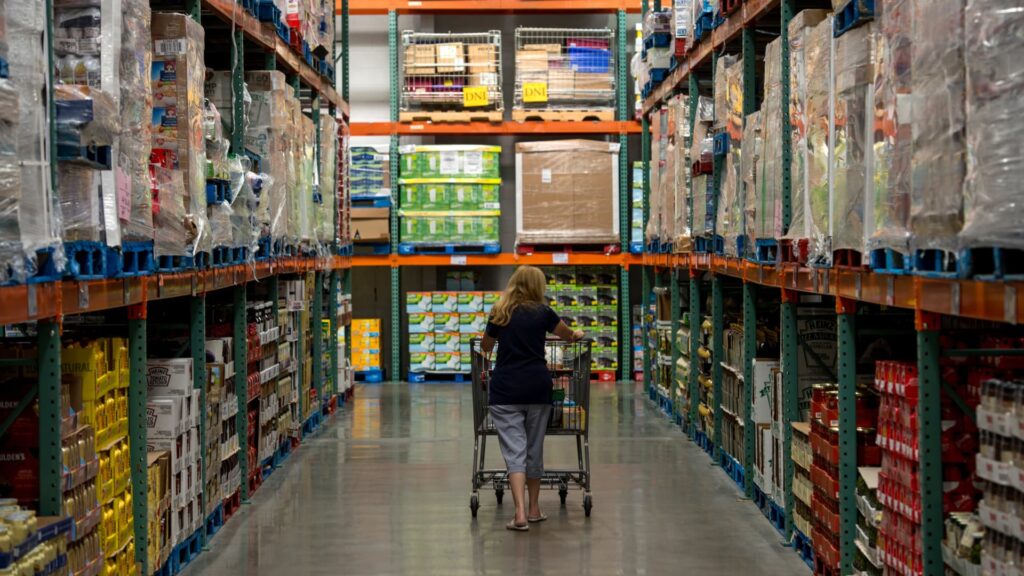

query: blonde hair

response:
[489,266,547,327]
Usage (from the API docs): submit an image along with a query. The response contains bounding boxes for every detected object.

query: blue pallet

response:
[693,13,713,42]
[0,248,61,286]
[793,529,815,570]
[912,248,958,278]
[117,241,155,277]
[958,247,1024,281]
[713,132,730,157]
[751,238,778,264]
[0,58,7,78]
[643,33,673,50]
[274,240,298,257]
[56,144,112,169]
[407,372,470,383]
[355,368,384,383]
[302,411,323,437]
[205,503,224,539]
[336,242,354,256]
[355,243,391,255]
[254,0,280,22]
[833,0,874,37]
[211,245,248,267]
[275,20,290,42]
[709,235,726,255]
[274,438,293,467]
[260,455,275,479]
[649,67,669,84]
[351,196,391,207]
[869,247,911,275]
[693,429,715,456]
[64,241,119,280]
[719,452,746,492]
[397,242,500,256]
[168,529,203,575]
[629,241,644,255]
[206,179,232,205]
[255,236,273,260]
[156,254,196,273]
[735,235,748,259]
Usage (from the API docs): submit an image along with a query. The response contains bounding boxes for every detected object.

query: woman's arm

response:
[482,333,496,353]
[552,321,585,342]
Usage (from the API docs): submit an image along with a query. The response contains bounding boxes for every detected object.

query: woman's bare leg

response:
[509,472,528,525]
[527,478,542,518]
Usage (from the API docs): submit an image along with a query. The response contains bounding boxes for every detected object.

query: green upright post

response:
[836,298,857,574]
[128,308,148,572]
[233,285,249,502]
[642,115,651,246]
[391,267,400,381]
[312,271,324,406]
[232,30,245,154]
[642,268,652,394]
[688,74,698,234]
[917,311,943,576]
[186,0,200,21]
[617,9,629,255]
[37,321,61,517]
[344,270,353,385]
[711,277,723,460]
[780,0,795,234]
[190,296,207,547]
[688,271,701,437]
[329,270,340,401]
[742,282,757,497]
[780,289,799,538]
[265,51,277,70]
[620,268,632,379]
[341,0,350,103]
[670,269,681,418]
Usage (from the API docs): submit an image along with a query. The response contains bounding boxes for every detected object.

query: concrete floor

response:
[183,381,808,575]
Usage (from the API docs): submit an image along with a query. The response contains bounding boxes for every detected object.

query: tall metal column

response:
[232,30,245,154]
[620,268,632,379]
[312,271,324,404]
[742,282,757,497]
[617,9,629,256]
[780,288,799,537]
[128,307,148,571]
[37,321,61,517]
[836,297,857,573]
[341,0,350,102]
[642,267,652,394]
[329,270,340,400]
[688,74,698,235]
[688,270,701,437]
[391,267,400,380]
[670,269,681,418]
[780,0,795,235]
[233,285,249,501]
[917,311,943,575]
[190,296,207,547]
[711,277,723,459]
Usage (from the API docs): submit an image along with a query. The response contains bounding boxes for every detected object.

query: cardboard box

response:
[548,69,575,94]
[433,313,460,333]
[483,292,501,311]
[434,352,461,371]
[433,332,460,353]
[408,313,435,334]
[459,313,487,333]
[146,397,184,440]
[408,333,435,353]
[409,352,436,373]
[352,207,390,242]
[523,44,563,58]
[457,292,484,313]
[517,50,550,72]
[404,45,436,75]
[435,42,465,73]
[147,359,193,397]
[516,140,620,245]
[407,292,433,313]
[573,72,613,93]
[431,292,459,313]
[352,319,381,334]
[467,44,498,87]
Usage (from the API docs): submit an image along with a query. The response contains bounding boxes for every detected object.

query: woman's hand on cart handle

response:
[571,330,585,342]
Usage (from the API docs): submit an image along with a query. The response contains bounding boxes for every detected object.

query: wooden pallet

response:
[399,110,503,123]
[511,108,616,122]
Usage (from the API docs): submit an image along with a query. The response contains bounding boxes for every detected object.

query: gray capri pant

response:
[490,404,550,479]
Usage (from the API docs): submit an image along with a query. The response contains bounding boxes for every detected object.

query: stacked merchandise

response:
[399,145,500,251]
[351,319,381,376]
[284,0,332,73]
[669,94,691,252]
[855,467,883,575]
[672,0,691,56]
[875,358,980,575]
[675,312,692,422]
[630,162,644,253]
[281,279,306,441]
[151,14,209,263]
[945,513,982,575]
[751,359,781,502]
[542,267,619,376]
[350,146,390,203]
[791,422,814,540]
[406,291,501,377]
[713,54,744,257]
[513,28,616,120]
[202,358,221,522]
[515,140,620,249]
[696,315,712,436]
[632,306,645,381]
[205,337,236,520]
[146,452,171,573]
[300,274,317,421]
[316,113,339,250]
[62,339,135,574]
[808,383,880,572]
[640,11,672,99]
[399,31,503,122]
[690,96,714,248]
[247,299,284,478]
[201,83,250,263]
[145,358,202,556]
[645,108,664,247]
[721,322,744,462]
[747,38,784,258]
[64,423,103,576]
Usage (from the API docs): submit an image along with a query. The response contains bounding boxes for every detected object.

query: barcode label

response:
[155,39,186,56]
[439,151,459,175]
[463,151,483,175]
[478,73,497,86]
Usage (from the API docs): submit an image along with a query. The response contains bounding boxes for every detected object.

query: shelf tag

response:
[26,285,36,318]
[78,282,89,310]
[450,255,467,266]
[552,253,569,265]
[123,279,131,305]
[1006,286,1018,325]
[462,86,489,108]
[950,283,961,317]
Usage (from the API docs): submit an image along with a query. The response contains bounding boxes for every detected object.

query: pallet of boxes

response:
[513,28,616,122]
[400,31,503,123]
[406,290,500,381]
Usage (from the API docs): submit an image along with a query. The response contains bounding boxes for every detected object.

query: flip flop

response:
[527,514,548,523]
[506,520,529,531]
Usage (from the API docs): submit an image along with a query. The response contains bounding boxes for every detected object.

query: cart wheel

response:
[584,495,592,517]
[559,489,568,507]
[470,495,479,518]
[495,490,504,505]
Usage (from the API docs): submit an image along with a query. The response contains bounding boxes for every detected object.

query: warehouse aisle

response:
[183,382,807,575]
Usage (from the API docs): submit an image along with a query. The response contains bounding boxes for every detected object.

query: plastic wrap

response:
[713,55,737,130]
[350,146,389,200]
[867,0,912,255]
[317,113,338,246]
[785,10,830,252]
[671,94,691,248]
[750,39,783,243]
[644,10,673,37]
[832,22,876,255]
[151,13,209,257]
[661,141,677,243]
[960,0,1024,250]
[673,0,692,45]
[245,70,290,241]
[0,80,20,279]
[647,109,664,242]
[909,0,965,255]
[151,165,186,258]
[297,113,315,245]
[691,117,712,238]
[513,28,616,114]
[515,140,620,245]
[119,0,153,241]
[741,111,761,255]
[716,56,744,256]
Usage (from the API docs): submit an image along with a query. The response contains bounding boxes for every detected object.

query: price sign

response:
[463,86,489,108]
[552,253,569,264]
[523,83,548,103]
[450,255,467,266]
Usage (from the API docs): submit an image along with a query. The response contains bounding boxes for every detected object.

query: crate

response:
[513,27,616,117]
[400,31,503,121]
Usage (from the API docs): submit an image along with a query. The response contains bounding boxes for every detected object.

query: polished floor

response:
[183,381,808,575]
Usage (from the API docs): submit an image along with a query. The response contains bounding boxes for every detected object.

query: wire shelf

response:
[400,31,504,119]
[513,27,617,114]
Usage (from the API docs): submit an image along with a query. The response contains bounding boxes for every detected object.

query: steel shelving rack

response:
[0,1,353,573]
[349,0,641,380]
[637,0,1024,574]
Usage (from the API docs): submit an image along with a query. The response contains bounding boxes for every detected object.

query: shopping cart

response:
[470,338,593,518]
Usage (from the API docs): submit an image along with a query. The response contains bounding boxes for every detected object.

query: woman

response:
[481,266,583,532]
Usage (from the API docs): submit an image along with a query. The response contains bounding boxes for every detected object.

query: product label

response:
[155,39,186,56]
[463,86,489,108]
[541,169,552,184]
[478,72,498,86]
[524,82,548,103]
[463,151,483,175]
[438,45,457,60]
[439,151,459,175]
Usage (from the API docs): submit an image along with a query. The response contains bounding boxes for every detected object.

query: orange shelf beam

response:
[352,252,641,267]
[349,120,640,136]
[346,0,640,14]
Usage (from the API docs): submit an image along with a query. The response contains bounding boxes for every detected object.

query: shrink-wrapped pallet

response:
[670,94,691,250]
[797,16,834,265]
[909,0,965,257]
[691,117,712,240]
[867,0,912,257]
[832,22,876,257]
[785,10,830,261]
[120,0,153,241]
[741,111,761,256]
[960,0,1024,252]
[750,38,783,244]
[716,55,743,256]
[317,114,339,247]
[246,71,290,242]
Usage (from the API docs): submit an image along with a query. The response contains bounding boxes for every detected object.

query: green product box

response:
[576,286,598,307]
[402,216,450,243]
[431,292,459,312]
[400,151,421,178]
[574,308,598,328]
[596,329,619,348]
[596,287,618,306]
[596,305,619,327]
[435,352,462,371]
[457,292,484,313]
[447,183,500,211]
[409,352,436,373]
[407,292,433,313]
[402,183,448,211]
[450,216,498,243]
[458,313,487,333]
[553,286,576,308]
[483,292,501,309]
[479,184,500,210]
[433,332,460,353]
[404,146,501,179]
[459,332,480,349]
[459,356,472,373]
[408,333,435,353]
[433,313,460,333]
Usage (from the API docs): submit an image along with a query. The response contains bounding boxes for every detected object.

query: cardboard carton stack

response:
[513,28,616,118]
[146,451,171,572]
[400,32,503,120]
[515,140,620,248]
[406,291,501,375]
[399,145,501,248]
[352,319,382,374]
[350,145,391,244]
[145,358,203,550]
[541,267,619,374]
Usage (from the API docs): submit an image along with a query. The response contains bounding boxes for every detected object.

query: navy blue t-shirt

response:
[485,304,561,405]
